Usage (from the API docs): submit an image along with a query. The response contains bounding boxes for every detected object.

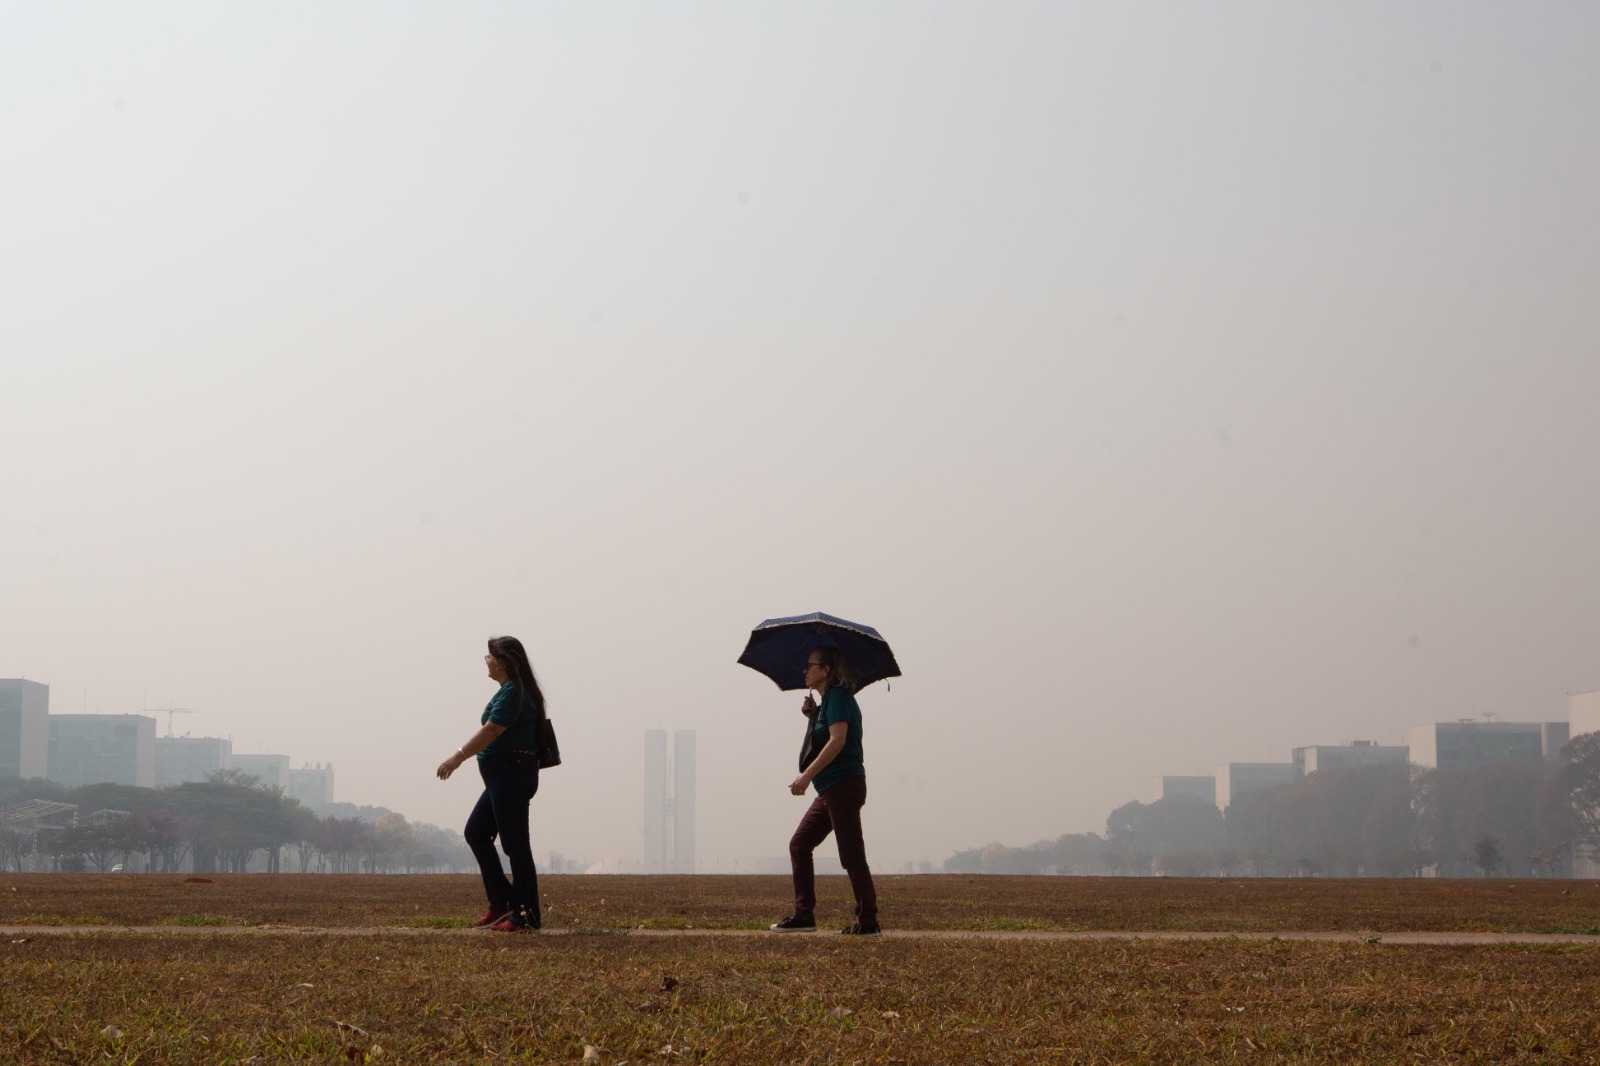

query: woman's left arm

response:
[790,722,848,796]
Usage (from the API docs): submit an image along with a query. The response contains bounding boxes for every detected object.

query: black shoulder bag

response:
[798,707,822,774]
[521,688,562,769]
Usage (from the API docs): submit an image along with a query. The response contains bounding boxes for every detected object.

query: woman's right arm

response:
[436,722,507,780]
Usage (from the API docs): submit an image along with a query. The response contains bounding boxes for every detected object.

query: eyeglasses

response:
[805,662,825,670]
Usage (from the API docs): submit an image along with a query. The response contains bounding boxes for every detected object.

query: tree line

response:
[947,733,1600,878]
[0,770,478,874]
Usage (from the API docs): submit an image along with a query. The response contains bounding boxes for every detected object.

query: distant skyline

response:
[9,681,1597,868]
[4,4,1598,870]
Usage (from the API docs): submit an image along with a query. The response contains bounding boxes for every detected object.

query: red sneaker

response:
[487,914,530,933]
[472,908,512,929]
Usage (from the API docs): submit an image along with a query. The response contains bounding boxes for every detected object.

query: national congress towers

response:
[643,729,696,874]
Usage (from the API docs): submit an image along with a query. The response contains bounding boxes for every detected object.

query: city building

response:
[229,753,290,789]
[286,763,335,809]
[154,736,233,787]
[673,730,696,874]
[643,729,696,873]
[1152,775,1216,805]
[0,679,50,779]
[1292,741,1409,776]
[1571,690,1600,739]
[47,714,157,788]
[1543,721,1571,762]
[1406,720,1566,770]
[1214,762,1299,812]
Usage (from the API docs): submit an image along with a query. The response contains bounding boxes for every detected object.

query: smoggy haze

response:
[3,4,1598,869]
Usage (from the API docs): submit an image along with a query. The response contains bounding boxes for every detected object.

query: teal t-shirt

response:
[479,682,543,758]
[809,686,864,794]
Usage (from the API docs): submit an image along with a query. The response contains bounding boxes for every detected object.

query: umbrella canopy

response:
[737,612,901,693]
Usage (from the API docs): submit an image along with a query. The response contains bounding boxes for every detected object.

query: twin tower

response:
[643,729,695,874]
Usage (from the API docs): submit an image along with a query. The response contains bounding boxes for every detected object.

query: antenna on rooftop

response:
[151,704,197,737]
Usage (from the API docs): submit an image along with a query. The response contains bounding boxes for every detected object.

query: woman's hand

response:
[439,724,503,781]
[801,694,817,717]
[792,723,848,796]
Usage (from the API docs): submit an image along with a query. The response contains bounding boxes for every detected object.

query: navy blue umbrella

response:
[737,612,901,693]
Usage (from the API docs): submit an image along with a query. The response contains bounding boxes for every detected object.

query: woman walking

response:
[770,646,880,935]
[436,635,547,932]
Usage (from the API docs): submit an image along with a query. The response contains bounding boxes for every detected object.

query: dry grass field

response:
[3,872,1599,933]
[4,874,1600,1063]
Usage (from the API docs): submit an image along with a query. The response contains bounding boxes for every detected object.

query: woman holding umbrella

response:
[770,645,881,935]
[436,635,547,933]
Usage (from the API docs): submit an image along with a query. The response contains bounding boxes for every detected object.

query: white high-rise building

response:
[674,730,696,874]
[286,763,335,809]
[1214,762,1299,812]
[1292,741,1409,776]
[1570,691,1600,739]
[643,729,696,873]
[229,753,290,789]
[1151,775,1215,804]
[644,730,668,871]
[1407,720,1565,769]
[155,736,233,787]
[0,679,50,780]
[47,714,157,788]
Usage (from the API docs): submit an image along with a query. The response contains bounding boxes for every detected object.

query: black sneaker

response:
[839,921,882,936]
[769,915,817,932]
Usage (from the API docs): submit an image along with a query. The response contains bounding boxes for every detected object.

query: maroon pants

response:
[789,774,877,924]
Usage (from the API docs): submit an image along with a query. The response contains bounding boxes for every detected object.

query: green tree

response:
[981,842,1051,875]
[1450,759,1544,877]
[65,782,157,817]
[412,822,474,873]
[1561,732,1600,861]
[942,847,984,873]
[1297,767,1405,876]
[1412,767,1466,875]
[1105,797,1226,876]
[1103,800,1150,875]
[0,777,65,808]
[285,805,322,873]
[1043,832,1109,876]
[1472,832,1505,877]
[76,824,121,873]
[314,817,368,874]
[1225,785,1299,876]
[143,809,185,873]
[1360,773,1422,876]
[167,778,294,873]
[0,826,34,872]
[369,813,415,873]
[105,813,150,871]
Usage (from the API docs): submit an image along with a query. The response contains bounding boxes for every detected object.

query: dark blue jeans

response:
[463,751,541,926]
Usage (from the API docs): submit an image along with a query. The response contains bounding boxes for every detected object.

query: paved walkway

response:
[3,925,1596,945]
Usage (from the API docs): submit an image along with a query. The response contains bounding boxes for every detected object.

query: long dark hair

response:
[488,635,546,715]
[810,646,853,695]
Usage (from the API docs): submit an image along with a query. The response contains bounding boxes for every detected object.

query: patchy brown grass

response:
[4,932,1599,1064]
[3,873,1599,933]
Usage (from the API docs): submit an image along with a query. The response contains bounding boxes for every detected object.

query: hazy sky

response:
[4,4,1598,871]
